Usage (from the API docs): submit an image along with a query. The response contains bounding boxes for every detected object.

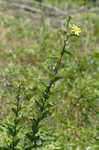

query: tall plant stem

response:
[28,17,71,148]
[54,37,68,75]
[30,36,69,148]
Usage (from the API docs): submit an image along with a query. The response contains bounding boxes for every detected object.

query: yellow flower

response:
[70,24,81,36]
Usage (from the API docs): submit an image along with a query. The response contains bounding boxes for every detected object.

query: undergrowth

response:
[0,0,99,149]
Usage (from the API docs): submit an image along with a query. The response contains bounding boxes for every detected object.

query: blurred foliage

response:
[0,0,99,149]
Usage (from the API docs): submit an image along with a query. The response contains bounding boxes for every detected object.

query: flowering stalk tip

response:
[70,24,81,36]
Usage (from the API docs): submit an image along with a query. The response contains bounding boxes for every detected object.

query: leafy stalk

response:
[25,17,71,149]
[4,83,22,150]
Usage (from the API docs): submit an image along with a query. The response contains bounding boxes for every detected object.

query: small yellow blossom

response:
[70,24,81,36]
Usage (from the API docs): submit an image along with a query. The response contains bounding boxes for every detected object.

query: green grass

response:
[0,0,99,149]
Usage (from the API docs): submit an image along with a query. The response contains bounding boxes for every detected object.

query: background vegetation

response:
[0,0,99,149]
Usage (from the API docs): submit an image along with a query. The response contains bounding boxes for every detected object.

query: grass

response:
[0,0,99,149]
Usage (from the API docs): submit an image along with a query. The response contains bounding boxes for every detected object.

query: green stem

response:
[54,37,68,75]
[30,38,68,148]
[29,17,71,148]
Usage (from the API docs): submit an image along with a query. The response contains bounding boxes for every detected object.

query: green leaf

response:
[14,118,20,125]
[7,126,16,137]
[54,76,62,82]
[64,49,72,55]
[11,108,17,116]
[0,126,4,132]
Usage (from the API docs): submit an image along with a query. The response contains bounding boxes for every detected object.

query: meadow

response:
[0,0,99,149]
